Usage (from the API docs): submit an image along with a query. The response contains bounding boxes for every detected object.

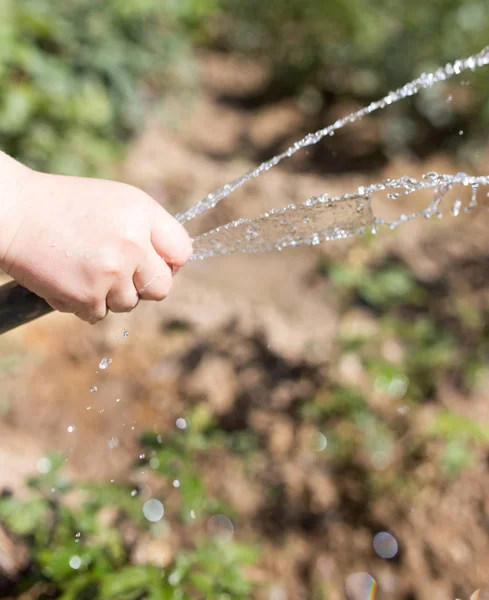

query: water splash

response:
[172,47,489,259]
[188,173,488,260]
[177,45,489,228]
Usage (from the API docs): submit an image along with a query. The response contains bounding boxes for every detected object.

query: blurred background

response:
[1,1,489,598]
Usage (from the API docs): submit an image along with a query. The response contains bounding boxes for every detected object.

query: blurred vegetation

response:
[0,0,217,175]
[2,0,489,175]
[0,420,257,599]
[312,252,489,484]
[215,0,489,160]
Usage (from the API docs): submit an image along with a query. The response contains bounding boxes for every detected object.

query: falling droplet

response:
[108,437,119,450]
[69,555,82,570]
[37,457,52,474]
[313,432,328,452]
[98,357,112,370]
[373,531,399,559]
[207,514,235,542]
[176,418,188,430]
[143,499,165,522]
[451,199,462,216]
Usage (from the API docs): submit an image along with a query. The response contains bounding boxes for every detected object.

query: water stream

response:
[174,45,489,260]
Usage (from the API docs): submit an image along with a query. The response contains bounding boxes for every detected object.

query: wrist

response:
[0,152,33,270]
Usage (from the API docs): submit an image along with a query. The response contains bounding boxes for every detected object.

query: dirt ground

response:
[2,52,489,599]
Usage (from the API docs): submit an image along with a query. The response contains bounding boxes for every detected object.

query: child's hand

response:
[0,153,192,323]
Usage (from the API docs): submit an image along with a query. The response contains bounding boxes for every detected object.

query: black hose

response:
[0,281,53,335]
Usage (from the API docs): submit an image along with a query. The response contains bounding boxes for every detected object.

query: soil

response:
[1,51,489,599]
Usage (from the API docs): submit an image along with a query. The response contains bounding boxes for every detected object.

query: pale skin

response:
[0,151,192,323]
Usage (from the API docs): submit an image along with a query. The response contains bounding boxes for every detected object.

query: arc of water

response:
[177,45,489,227]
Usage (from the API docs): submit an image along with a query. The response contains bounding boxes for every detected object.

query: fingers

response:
[106,277,140,314]
[75,300,108,324]
[151,205,193,267]
[46,296,108,324]
[133,251,173,301]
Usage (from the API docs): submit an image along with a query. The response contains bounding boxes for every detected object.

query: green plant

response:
[212,0,489,159]
[0,0,214,175]
[0,427,258,599]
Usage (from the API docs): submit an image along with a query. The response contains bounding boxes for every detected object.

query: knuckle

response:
[80,291,100,307]
[95,253,123,278]
[108,293,139,314]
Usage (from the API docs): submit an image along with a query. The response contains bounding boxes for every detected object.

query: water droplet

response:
[313,432,328,452]
[69,555,82,570]
[108,437,119,450]
[65,250,73,258]
[123,330,129,338]
[67,425,75,433]
[245,226,258,241]
[190,509,197,519]
[388,376,408,398]
[75,532,81,538]
[207,514,234,542]
[173,480,180,488]
[451,198,462,216]
[345,573,377,600]
[143,499,164,522]
[37,457,52,474]
[459,129,464,135]
[176,417,188,430]
[149,457,160,469]
[373,531,399,559]
[116,398,121,403]
[445,95,453,103]
[90,386,97,393]
[98,357,112,370]
[131,489,138,497]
